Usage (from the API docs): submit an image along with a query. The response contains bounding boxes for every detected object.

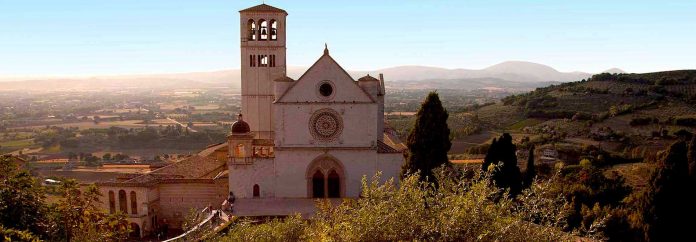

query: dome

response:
[358,74,379,82]
[231,114,250,134]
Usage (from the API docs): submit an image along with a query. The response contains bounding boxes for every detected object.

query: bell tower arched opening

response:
[247,19,256,40]
[270,19,278,40]
[259,19,268,40]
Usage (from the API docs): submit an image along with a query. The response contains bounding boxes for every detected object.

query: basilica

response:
[96,4,405,238]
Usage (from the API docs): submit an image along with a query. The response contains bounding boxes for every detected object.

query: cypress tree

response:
[482,133,522,196]
[523,144,536,188]
[401,92,452,182]
[481,138,498,172]
[639,141,690,241]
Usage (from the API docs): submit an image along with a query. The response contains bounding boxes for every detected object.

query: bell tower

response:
[239,4,287,140]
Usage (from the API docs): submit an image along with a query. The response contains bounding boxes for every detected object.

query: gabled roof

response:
[276,49,376,103]
[240,4,288,14]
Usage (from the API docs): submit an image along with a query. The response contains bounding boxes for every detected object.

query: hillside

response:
[447,70,696,158]
[0,61,599,91]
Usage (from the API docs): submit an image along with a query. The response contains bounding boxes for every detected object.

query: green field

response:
[0,138,34,148]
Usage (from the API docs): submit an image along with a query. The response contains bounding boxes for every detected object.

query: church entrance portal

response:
[307,155,345,198]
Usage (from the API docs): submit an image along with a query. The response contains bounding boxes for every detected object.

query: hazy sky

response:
[1,0,695,76]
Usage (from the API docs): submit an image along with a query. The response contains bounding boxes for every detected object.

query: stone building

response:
[95,3,405,238]
[227,3,405,201]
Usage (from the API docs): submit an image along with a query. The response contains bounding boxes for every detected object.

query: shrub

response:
[220,171,582,241]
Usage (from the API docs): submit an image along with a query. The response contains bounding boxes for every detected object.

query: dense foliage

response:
[218,170,579,241]
[631,140,696,241]
[0,158,52,238]
[0,156,130,241]
[401,92,452,182]
[589,70,696,85]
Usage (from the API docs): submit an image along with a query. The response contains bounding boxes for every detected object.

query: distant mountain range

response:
[0,61,626,91]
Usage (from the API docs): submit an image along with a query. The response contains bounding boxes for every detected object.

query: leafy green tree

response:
[84,155,100,166]
[2,156,129,241]
[524,144,536,188]
[482,133,522,196]
[401,92,452,182]
[0,156,52,238]
[53,180,130,241]
[636,141,691,241]
[102,153,111,161]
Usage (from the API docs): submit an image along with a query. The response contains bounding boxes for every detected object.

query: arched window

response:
[328,170,340,198]
[259,19,268,40]
[253,184,260,198]
[130,191,138,215]
[235,144,245,158]
[108,191,116,214]
[118,190,127,213]
[247,19,256,40]
[270,20,278,40]
[312,170,325,198]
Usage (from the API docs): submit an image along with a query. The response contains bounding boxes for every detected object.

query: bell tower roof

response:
[240,4,288,14]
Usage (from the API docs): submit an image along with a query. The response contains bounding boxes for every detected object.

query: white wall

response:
[228,149,403,198]
[275,103,378,148]
[228,158,276,198]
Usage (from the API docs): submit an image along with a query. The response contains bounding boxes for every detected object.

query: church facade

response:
[94,4,405,238]
[227,4,405,200]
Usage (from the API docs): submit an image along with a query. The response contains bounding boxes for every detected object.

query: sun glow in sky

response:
[1,0,695,76]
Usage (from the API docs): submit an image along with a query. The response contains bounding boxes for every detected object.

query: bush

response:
[0,225,40,242]
[220,170,581,241]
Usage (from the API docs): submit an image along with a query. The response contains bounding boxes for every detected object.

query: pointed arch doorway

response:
[306,155,345,198]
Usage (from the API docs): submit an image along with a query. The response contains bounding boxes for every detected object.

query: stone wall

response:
[157,180,228,228]
[228,158,275,198]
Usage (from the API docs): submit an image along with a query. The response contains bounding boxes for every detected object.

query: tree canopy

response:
[482,133,522,196]
[635,141,694,241]
[401,92,452,182]
[0,155,130,241]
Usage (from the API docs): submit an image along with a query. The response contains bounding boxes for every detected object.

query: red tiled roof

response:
[378,128,407,154]
[377,140,401,153]
[99,155,226,186]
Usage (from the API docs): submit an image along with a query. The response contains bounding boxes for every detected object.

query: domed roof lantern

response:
[231,113,251,134]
